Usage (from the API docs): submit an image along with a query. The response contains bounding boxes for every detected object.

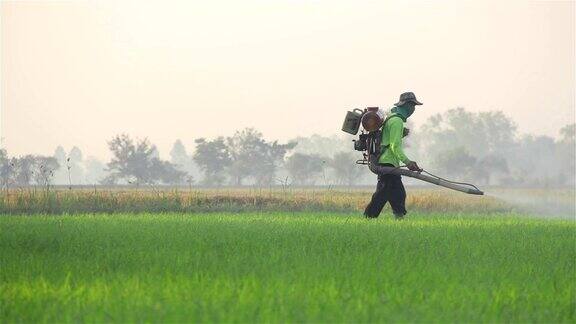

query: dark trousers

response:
[364,164,407,218]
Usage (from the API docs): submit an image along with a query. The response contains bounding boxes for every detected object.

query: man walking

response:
[364,92,423,219]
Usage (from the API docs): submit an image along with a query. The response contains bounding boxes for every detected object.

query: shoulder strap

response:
[382,113,403,127]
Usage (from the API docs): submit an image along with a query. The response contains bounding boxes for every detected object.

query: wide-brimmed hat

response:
[394,92,423,106]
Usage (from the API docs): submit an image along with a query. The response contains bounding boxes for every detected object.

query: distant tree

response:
[510,135,558,185]
[0,149,13,188]
[328,151,364,186]
[226,128,296,186]
[477,111,517,155]
[69,146,82,162]
[285,153,325,185]
[52,146,68,184]
[104,134,152,184]
[169,139,200,182]
[192,137,229,186]
[149,159,187,184]
[557,123,575,186]
[32,156,59,187]
[225,128,261,186]
[13,155,36,186]
[150,146,160,160]
[2,154,59,187]
[473,154,509,185]
[252,140,297,186]
[104,134,186,185]
[560,123,576,144]
[54,146,66,161]
[170,139,189,170]
[84,157,107,184]
[420,108,517,159]
[433,147,477,181]
[68,146,85,185]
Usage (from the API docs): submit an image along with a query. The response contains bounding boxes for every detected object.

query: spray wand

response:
[368,161,484,195]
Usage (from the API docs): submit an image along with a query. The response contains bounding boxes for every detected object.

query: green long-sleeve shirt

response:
[378,115,411,167]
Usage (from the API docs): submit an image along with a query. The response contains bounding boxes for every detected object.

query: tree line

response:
[410,108,574,186]
[1,107,574,188]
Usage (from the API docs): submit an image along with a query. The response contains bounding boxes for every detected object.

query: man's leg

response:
[363,176,389,218]
[387,175,407,219]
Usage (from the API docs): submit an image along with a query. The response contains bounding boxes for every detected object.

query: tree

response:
[68,146,85,185]
[13,155,36,186]
[560,123,575,144]
[225,128,262,186]
[0,154,59,187]
[84,157,107,184]
[420,108,517,159]
[557,123,575,186]
[415,107,523,184]
[252,139,296,186]
[225,128,296,186]
[477,111,517,155]
[170,139,189,170]
[32,156,59,187]
[192,137,229,186]
[433,147,477,181]
[104,134,186,185]
[149,159,187,185]
[53,146,68,184]
[0,149,12,188]
[473,154,509,185]
[285,153,325,185]
[510,135,558,186]
[169,140,200,183]
[328,151,364,186]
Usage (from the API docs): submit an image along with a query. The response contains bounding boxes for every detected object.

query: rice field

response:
[1,189,574,322]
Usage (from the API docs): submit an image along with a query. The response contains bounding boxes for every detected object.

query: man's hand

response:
[406,160,422,172]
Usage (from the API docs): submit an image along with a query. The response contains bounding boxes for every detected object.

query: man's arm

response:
[388,117,410,164]
[389,118,422,171]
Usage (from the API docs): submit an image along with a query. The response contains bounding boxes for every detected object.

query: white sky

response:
[1,0,575,160]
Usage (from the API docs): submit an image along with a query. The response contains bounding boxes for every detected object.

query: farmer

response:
[364,92,423,219]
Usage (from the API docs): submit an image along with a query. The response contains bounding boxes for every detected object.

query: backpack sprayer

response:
[342,108,484,195]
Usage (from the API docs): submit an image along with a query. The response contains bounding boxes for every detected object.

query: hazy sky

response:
[1,0,574,160]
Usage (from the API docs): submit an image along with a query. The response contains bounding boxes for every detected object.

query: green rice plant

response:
[1,212,574,322]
